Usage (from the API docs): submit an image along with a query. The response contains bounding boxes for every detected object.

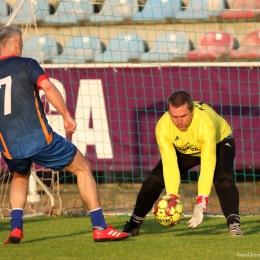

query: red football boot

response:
[4,228,24,244]
[93,225,129,242]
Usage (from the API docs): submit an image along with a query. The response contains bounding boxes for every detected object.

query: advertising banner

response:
[1,66,259,172]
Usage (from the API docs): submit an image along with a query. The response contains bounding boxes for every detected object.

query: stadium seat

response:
[0,0,9,18]
[88,0,138,24]
[51,35,104,64]
[186,31,236,60]
[0,0,49,25]
[44,0,93,26]
[220,0,260,20]
[131,0,181,22]
[94,33,146,62]
[22,35,60,63]
[174,0,225,20]
[140,32,191,62]
[229,30,260,59]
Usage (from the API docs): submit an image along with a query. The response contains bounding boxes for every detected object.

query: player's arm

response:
[198,123,217,196]
[188,123,216,228]
[39,79,76,135]
[155,123,180,196]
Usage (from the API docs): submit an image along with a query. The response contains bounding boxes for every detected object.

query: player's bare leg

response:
[10,172,30,210]
[65,149,129,242]
[4,171,29,244]
[65,150,101,211]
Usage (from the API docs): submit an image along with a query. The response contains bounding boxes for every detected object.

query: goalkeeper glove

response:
[167,194,179,199]
[188,195,208,228]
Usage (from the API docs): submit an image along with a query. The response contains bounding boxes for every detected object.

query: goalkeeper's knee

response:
[214,173,236,190]
[142,172,164,195]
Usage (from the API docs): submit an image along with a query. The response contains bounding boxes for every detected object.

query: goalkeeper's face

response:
[168,103,194,131]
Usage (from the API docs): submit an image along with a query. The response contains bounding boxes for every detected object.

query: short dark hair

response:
[167,91,194,112]
[0,26,22,44]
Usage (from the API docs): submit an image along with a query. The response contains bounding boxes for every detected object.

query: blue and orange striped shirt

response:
[0,56,53,159]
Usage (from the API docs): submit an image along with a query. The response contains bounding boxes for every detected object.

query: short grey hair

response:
[0,26,22,44]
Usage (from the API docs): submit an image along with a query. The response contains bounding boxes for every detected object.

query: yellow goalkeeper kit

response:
[155,101,232,197]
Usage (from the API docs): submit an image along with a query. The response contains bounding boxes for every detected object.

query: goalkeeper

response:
[123,90,243,237]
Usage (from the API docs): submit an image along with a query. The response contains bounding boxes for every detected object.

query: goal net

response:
[1,0,260,218]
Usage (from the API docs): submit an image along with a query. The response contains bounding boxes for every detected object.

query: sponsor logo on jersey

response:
[177,144,200,152]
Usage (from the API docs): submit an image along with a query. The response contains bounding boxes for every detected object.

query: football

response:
[152,195,183,226]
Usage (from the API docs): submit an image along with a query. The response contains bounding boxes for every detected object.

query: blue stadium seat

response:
[22,35,59,63]
[0,0,9,18]
[140,32,190,62]
[51,35,104,64]
[88,0,138,24]
[175,0,224,20]
[0,0,49,25]
[44,0,93,25]
[94,33,146,62]
[131,0,181,22]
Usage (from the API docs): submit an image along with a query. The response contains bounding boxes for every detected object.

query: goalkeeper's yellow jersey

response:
[155,101,232,196]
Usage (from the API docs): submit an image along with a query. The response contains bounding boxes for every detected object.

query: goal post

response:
[0,0,260,218]
[2,63,259,217]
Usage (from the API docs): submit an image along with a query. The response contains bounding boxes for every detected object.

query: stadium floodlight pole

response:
[5,0,26,26]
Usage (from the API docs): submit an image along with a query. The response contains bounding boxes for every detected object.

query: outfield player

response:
[123,91,243,237]
[0,25,129,244]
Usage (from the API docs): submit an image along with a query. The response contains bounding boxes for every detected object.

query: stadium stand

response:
[94,33,147,62]
[186,31,236,60]
[174,0,225,20]
[220,0,260,20]
[228,30,260,60]
[22,35,61,63]
[140,32,191,62]
[51,35,105,63]
[131,0,181,22]
[0,0,49,25]
[88,0,139,24]
[43,0,94,26]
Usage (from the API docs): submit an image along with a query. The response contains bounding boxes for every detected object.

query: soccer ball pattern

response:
[152,195,183,227]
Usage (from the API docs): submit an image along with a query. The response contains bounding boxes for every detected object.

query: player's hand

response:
[188,195,208,228]
[64,116,77,134]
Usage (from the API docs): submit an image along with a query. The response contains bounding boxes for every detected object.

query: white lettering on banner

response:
[39,78,66,138]
[72,79,113,159]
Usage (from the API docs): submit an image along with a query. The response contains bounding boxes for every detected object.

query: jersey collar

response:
[0,55,17,60]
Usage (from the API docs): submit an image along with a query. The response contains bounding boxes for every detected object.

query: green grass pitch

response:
[1,215,260,260]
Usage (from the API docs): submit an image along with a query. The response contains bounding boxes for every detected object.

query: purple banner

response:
[1,66,259,172]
